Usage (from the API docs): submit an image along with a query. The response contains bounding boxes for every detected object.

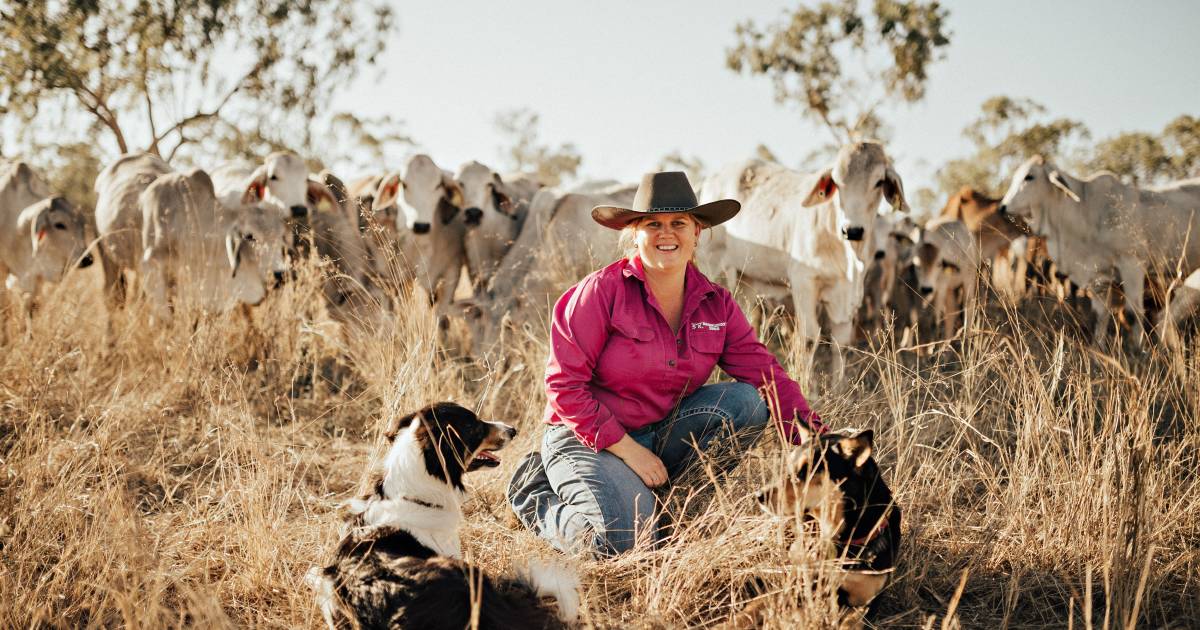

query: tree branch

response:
[154,62,260,145]
[71,84,128,154]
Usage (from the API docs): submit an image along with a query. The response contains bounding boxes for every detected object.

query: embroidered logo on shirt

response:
[691,321,726,331]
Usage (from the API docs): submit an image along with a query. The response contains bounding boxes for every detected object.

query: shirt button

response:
[668,360,676,367]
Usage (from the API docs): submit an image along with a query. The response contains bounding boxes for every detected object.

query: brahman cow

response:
[698,141,907,382]
[370,155,466,311]
[861,212,919,331]
[140,169,290,315]
[0,162,95,319]
[940,186,1042,301]
[998,156,1200,347]
[305,172,378,314]
[459,182,638,355]
[211,152,331,260]
[94,152,174,306]
[911,217,986,340]
[456,161,542,294]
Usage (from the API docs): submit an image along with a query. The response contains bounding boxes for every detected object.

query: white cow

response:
[459,183,637,354]
[211,151,312,219]
[0,162,95,319]
[456,161,542,294]
[94,152,174,305]
[911,217,986,340]
[140,169,290,314]
[699,142,907,381]
[998,156,1200,346]
[861,213,919,330]
[307,172,377,314]
[370,155,466,310]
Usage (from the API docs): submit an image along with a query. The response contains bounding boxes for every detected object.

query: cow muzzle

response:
[997,204,1008,215]
[272,271,287,288]
[78,253,94,269]
[464,207,483,226]
[873,250,885,261]
[919,286,933,296]
[412,222,431,235]
[843,226,865,241]
[290,205,309,218]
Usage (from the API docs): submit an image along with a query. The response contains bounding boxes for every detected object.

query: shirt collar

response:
[621,256,717,301]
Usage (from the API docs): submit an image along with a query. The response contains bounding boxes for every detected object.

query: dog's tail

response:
[514,558,580,623]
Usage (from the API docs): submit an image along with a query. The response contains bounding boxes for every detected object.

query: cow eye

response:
[269,174,278,181]
[875,180,883,188]
[1023,174,1035,182]
[53,222,67,230]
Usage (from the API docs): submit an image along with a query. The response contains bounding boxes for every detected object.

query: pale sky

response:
[329,0,1200,211]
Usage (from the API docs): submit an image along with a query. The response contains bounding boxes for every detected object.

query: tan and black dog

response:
[756,426,902,610]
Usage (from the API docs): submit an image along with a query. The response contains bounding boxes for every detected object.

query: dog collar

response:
[401,495,444,510]
[846,517,889,547]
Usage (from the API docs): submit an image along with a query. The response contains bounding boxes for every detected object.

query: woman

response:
[508,171,825,557]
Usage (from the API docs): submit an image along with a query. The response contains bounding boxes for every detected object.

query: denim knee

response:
[717,382,770,429]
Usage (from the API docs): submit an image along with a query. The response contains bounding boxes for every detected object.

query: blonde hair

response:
[618,214,707,263]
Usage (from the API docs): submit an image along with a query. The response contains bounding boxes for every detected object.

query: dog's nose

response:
[503,425,517,440]
[919,286,933,296]
[413,222,431,235]
[843,226,864,241]
[464,207,483,226]
[290,205,309,218]
[78,253,94,268]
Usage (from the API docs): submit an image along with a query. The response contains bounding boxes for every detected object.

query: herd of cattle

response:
[2,140,1198,368]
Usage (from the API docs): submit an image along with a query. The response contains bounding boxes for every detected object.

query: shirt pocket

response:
[689,329,727,355]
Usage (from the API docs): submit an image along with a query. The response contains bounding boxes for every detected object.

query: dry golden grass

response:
[0,261,1197,629]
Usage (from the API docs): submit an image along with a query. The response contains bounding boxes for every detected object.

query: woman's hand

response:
[606,434,668,488]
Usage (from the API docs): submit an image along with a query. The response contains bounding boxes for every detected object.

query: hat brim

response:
[591,199,741,230]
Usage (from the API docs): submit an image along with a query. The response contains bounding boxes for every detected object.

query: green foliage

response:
[494,108,581,187]
[0,0,395,165]
[727,0,950,143]
[937,96,1090,196]
[1086,115,1200,186]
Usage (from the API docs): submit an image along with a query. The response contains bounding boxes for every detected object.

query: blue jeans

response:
[508,382,770,557]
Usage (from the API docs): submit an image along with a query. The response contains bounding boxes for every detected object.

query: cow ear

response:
[836,430,874,468]
[242,166,267,205]
[225,228,243,277]
[883,165,908,212]
[437,195,460,225]
[373,174,402,211]
[1049,171,1081,202]
[28,203,51,255]
[492,187,515,216]
[802,170,837,207]
[442,178,465,209]
[306,178,338,213]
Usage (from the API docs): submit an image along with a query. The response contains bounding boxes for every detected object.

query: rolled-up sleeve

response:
[544,276,627,452]
[715,290,826,442]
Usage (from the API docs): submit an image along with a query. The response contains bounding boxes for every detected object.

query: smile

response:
[656,245,679,251]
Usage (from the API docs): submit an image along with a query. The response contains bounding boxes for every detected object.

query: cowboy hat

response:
[591,171,740,230]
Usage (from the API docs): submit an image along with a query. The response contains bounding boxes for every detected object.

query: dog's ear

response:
[385,411,418,441]
[791,418,815,444]
[836,430,874,468]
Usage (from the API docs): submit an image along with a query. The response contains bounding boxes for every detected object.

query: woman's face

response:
[634,212,701,273]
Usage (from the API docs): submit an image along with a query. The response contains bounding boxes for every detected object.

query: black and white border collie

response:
[307,402,579,629]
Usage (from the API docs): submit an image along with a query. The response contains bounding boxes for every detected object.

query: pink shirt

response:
[544,256,825,452]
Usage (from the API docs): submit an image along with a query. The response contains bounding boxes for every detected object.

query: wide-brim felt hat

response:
[591,171,740,230]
